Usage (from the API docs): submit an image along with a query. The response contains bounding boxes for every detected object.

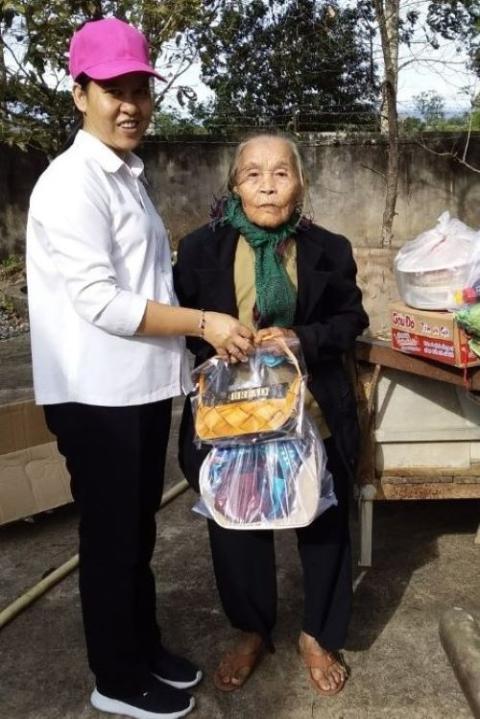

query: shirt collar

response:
[74,129,145,178]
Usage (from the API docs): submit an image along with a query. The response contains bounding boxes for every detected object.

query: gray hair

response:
[227,132,306,202]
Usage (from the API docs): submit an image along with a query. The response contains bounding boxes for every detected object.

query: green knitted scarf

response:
[223,193,298,328]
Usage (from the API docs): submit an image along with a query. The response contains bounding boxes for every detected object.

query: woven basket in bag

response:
[195,337,303,442]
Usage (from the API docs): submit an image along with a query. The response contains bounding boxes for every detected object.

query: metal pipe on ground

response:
[0,478,190,631]
[439,607,480,719]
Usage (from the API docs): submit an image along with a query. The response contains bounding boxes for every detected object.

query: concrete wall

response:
[2,133,480,336]
[2,133,480,258]
[0,144,48,258]
[138,133,480,250]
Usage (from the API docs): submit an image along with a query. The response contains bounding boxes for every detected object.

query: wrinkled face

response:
[73,72,153,156]
[232,137,303,228]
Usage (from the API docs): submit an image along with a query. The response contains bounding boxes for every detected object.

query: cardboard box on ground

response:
[0,402,72,526]
[390,301,480,368]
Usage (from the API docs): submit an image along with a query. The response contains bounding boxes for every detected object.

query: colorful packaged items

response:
[197,416,336,530]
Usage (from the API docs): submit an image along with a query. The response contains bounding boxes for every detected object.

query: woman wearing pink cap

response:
[26,17,252,719]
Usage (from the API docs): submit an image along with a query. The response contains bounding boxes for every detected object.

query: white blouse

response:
[27,130,191,406]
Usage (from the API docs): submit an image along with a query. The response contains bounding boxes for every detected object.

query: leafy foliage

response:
[150,109,206,138]
[1,1,480,153]
[0,0,218,154]
[426,1,480,74]
[192,0,380,135]
[414,90,445,127]
[0,253,24,279]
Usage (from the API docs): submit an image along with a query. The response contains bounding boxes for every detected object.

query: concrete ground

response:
[1,336,480,718]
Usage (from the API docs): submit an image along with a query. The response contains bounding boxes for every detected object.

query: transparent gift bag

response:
[196,415,336,530]
[394,212,480,310]
[191,336,306,445]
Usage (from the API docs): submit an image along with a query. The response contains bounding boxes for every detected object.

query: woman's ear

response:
[72,83,88,114]
[295,186,305,215]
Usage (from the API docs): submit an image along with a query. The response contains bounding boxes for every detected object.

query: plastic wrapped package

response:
[394,212,480,310]
[191,336,306,445]
[197,416,336,530]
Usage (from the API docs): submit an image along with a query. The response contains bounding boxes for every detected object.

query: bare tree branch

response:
[416,135,480,174]
[360,163,387,180]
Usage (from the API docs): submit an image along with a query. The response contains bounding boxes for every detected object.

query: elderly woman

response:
[174,133,368,696]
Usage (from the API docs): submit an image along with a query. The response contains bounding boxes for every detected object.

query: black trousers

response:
[206,438,352,652]
[44,399,172,697]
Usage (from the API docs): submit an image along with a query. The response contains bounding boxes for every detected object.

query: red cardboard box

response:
[389,301,480,368]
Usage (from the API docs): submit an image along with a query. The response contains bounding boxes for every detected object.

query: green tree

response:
[193,0,379,134]
[151,109,206,138]
[470,92,480,129]
[426,1,480,74]
[0,0,218,154]
[400,115,424,134]
[414,90,445,128]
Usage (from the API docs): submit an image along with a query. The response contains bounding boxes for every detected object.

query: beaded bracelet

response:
[198,309,206,337]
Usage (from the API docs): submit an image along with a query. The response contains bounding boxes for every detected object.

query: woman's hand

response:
[204,312,254,362]
[255,326,297,344]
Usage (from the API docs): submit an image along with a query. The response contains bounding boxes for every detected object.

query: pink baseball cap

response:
[69,17,165,82]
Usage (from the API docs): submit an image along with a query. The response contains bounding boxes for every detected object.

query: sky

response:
[387,5,478,115]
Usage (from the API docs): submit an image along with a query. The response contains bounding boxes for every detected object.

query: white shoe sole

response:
[90,689,195,719]
[153,670,203,690]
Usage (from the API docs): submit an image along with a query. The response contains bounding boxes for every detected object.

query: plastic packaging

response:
[394,212,480,310]
[196,415,336,530]
[191,336,306,445]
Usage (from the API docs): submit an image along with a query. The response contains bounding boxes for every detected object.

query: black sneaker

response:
[151,646,203,690]
[90,676,195,719]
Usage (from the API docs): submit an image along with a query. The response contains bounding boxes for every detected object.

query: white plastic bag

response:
[196,415,336,530]
[394,212,480,310]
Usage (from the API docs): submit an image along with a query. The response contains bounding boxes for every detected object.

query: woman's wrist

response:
[198,309,206,338]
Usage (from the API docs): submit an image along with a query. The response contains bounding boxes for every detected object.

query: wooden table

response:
[355,337,480,566]
[356,337,480,391]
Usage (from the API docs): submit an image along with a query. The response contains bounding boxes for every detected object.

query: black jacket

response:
[173,222,369,488]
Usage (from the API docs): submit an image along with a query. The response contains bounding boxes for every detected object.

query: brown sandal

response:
[299,648,349,696]
[213,645,264,692]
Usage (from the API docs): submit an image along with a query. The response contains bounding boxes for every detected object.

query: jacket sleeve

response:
[173,234,197,308]
[292,237,369,366]
[173,232,209,358]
